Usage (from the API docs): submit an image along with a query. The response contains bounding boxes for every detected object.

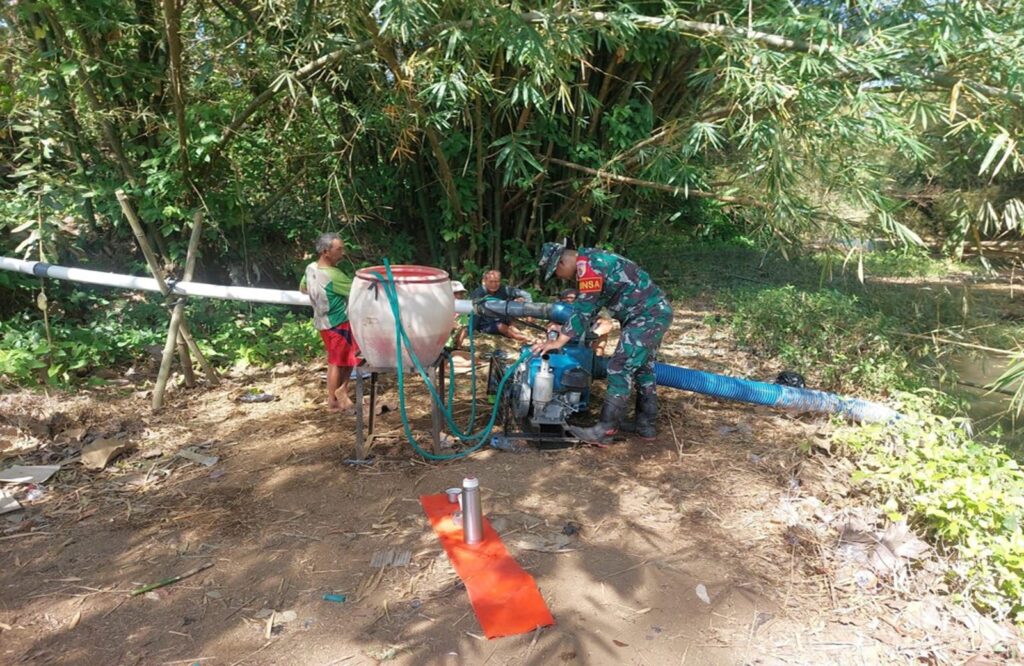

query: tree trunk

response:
[472,99,486,263]
[46,6,170,258]
[161,0,191,179]
[587,48,623,141]
[411,159,441,265]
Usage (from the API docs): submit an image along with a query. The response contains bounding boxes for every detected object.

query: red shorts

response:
[319,322,360,367]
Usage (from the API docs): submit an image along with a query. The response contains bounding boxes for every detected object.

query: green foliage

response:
[188,301,321,368]
[836,393,1024,622]
[4,0,1024,289]
[992,356,1024,417]
[0,295,320,387]
[724,286,914,394]
[856,247,970,279]
[0,309,164,386]
[694,242,1024,622]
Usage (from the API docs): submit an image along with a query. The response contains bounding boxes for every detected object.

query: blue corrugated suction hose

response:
[653,363,898,424]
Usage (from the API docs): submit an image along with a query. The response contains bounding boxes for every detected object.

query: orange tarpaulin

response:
[420,493,555,639]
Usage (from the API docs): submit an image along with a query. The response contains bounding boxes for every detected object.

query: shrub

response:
[0,295,322,387]
[0,311,165,385]
[189,301,321,368]
[724,286,914,395]
[856,247,971,279]
[837,392,1024,622]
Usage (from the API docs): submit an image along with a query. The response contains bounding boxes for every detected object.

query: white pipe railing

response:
[1,256,310,307]
[1,256,475,312]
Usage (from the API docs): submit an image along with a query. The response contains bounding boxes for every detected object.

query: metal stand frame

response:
[352,356,447,460]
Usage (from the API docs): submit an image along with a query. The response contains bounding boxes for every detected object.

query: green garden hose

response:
[372,260,529,461]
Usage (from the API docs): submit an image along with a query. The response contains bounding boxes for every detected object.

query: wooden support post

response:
[177,311,218,385]
[177,335,197,387]
[114,192,217,386]
[115,190,219,410]
[155,302,188,409]
[154,210,206,404]
[176,220,217,388]
[174,210,206,387]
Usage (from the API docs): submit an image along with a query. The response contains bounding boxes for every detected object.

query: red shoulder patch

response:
[576,257,603,294]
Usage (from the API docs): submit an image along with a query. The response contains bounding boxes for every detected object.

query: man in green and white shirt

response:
[300,233,359,413]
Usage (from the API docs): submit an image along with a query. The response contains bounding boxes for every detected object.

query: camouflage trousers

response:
[605,302,674,401]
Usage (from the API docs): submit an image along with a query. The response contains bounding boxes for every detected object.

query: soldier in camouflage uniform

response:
[533,240,673,444]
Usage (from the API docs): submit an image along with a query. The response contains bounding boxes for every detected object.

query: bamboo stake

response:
[130,562,213,596]
[155,296,188,408]
[116,190,170,290]
[174,210,206,388]
[176,332,197,388]
[115,191,219,410]
[180,211,218,389]
[156,210,206,401]
[119,189,178,409]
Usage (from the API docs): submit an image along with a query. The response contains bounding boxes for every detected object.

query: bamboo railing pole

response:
[116,189,178,409]
[176,330,197,387]
[116,190,169,292]
[114,192,215,368]
[174,210,205,387]
[172,317,217,386]
[154,300,186,409]
[115,190,218,409]
[178,210,219,386]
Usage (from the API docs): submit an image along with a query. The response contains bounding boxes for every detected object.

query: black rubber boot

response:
[619,392,658,440]
[568,395,629,445]
[634,393,658,440]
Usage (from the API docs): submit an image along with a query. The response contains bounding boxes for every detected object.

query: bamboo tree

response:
[4,0,1024,284]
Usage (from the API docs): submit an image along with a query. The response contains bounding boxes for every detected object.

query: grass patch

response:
[856,247,971,278]
[721,286,918,396]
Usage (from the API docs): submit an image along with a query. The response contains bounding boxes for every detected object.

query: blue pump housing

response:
[524,343,595,409]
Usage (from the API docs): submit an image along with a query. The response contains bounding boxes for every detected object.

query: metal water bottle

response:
[462,476,483,544]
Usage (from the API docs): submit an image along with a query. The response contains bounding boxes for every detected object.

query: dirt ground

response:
[1,297,1020,665]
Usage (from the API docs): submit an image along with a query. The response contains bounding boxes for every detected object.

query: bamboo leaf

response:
[15,230,40,254]
[978,132,1009,176]
[947,79,961,122]
[990,138,1017,179]
[11,219,36,234]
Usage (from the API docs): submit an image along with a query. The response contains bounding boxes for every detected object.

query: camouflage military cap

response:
[538,240,567,280]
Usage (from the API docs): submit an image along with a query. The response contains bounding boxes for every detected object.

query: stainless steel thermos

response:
[461,476,483,544]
